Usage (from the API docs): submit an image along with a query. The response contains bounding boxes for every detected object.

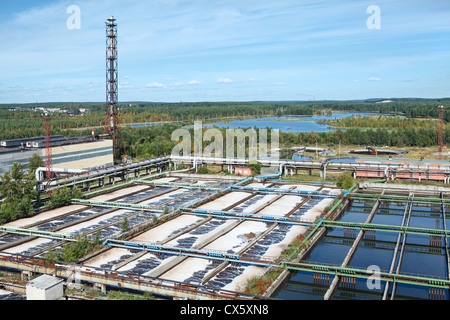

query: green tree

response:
[121,216,130,233]
[48,186,83,209]
[248,163,261,175]
[47,233,101,263]
[28,154,45,176]
[337,173,354,190]
[0,162,37,223]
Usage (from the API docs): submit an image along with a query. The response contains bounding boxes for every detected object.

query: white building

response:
[0,137,114,174]
[26,275,64,300]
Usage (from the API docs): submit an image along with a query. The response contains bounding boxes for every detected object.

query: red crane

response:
[43,115,53,181]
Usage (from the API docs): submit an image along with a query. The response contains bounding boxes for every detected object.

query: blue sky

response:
[1,0,450,103]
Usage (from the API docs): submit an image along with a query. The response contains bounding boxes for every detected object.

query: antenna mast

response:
[105,16,126,161]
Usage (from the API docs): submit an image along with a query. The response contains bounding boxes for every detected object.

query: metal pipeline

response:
[36,167,87,182]
[170,155,450,172]
[39,156,170,188]
[41,154,450,190]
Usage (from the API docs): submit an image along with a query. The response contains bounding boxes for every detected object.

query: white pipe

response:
[170,155,450,171]
[193,159,197,170]
[36,167,88,181]
[41,156,171,187]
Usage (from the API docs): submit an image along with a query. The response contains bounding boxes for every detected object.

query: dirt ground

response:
[325,145,447,161]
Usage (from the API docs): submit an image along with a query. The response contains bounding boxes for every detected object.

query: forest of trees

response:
[317,115,444,130]
[2,98,448,126]
[280,127,445,148]
[121,124,179,160]
[310,114,449,148]
[0,99,448,160]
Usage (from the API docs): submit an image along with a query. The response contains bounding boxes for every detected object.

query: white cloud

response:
[368,77,382,81]
[146,82,164,88]
[188,80,202,85]
[118,82,135,89]
[217,77,233,83]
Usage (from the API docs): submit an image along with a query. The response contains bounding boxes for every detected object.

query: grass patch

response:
[104,290,154,300]
[243,268,284,296]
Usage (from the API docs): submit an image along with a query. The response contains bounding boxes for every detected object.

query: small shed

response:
[26,275,64,300]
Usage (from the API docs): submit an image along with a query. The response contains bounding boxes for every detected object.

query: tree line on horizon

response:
[0,100,447,160]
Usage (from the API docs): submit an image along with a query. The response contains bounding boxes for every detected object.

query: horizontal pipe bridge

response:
[232,186,338,198]
[350,193,450,205]
[182,208,313,226]
[72,199,164,212]
[0,226,76,242]
[103,239,279,268]
[135,180,222,190]
[320,220,450,237]
[103,239,450,288]
[282,261,450,289]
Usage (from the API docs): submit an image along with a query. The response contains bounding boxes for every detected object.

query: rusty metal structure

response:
[105,16,126,161]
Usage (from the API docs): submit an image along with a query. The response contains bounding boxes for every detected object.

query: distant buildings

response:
[235,167,253,176]
[0,135,113,174]
[376,100,393,104]
[8,106,89,116]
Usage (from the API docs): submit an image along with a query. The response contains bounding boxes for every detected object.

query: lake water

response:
[132,112,396,133]
[206,112,384,133]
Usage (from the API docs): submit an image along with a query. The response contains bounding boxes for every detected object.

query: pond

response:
[206,112,391,133]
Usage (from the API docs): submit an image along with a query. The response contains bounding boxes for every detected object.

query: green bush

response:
[48,187,83,209]
[248,163,261,175]
[46,233,101,263]
[336,173,354,189]
[196,166,210,174]
[121,217,130,233]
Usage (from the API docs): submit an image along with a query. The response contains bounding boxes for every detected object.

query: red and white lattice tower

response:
[104,16,127,161]
[438,105,444,160]
[44,115,53,181]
